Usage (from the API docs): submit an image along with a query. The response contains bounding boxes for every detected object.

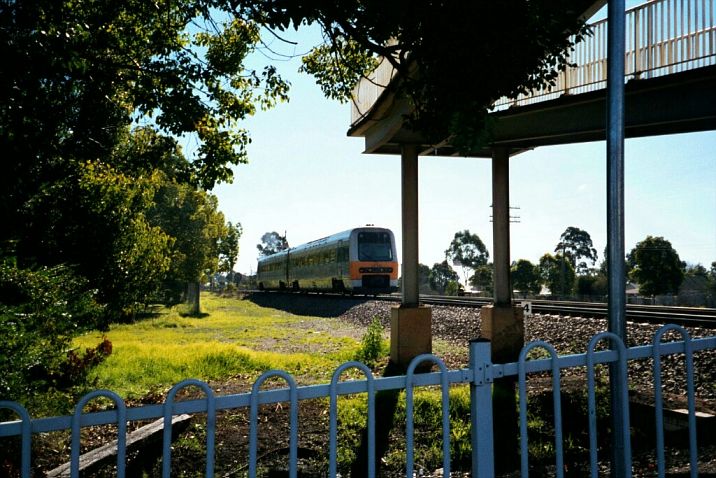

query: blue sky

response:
[209,15,716,276]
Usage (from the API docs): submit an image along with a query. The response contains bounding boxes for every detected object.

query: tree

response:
[628,236,684,296]
[576,269,608,298]
[17,160,173,319]
[469,264,494,295]
[233,0,589,153]
[1,0,286,317]
[418,263,432,293]
[445,230,489,285]
[149,181,228,314]
[257,232,289,257]
[219,222,243,274]
[539,253,575,297]
[428,261,459,295]
[511,259,541,295]
[555,227,598,274]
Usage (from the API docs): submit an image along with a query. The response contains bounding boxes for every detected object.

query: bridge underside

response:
[353,64,716,157]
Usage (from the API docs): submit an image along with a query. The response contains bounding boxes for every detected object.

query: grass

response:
[74,294,364,398]
[334,386,473,474]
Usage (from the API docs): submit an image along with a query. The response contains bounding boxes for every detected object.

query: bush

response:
[354,317,387,366]
[0,264,105,411]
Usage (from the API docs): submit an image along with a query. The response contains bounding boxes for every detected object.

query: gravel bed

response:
[333,299,716,403]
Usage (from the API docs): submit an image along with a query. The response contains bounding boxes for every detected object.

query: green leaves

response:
[299,37,378,103]
[237,0,589,152]
[628,236,684,296]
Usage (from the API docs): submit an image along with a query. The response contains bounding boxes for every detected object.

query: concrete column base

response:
[390,306,432,367]
[480,305,525,363]
[481,304,525,472]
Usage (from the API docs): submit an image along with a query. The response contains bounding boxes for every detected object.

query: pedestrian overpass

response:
[349,0,716,157]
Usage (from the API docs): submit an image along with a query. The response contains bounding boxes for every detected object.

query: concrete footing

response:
[480,304,525,472]
[480,305,525,362]
[390,306,432,367]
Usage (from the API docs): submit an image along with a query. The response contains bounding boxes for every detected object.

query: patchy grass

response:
[74,294,365,398]
[335,386,473,474]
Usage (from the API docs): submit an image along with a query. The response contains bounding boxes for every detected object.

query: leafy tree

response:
[1,0,288,205]
[511,259,541,295]
[555,227,598,274]
[418,263,432,293]
[445,280,461,297]
[257,232,289,257]
[2,1,285,317]
[428,261,459,295]
[576,270,608,298]
[628,236,684,296]
[233,0,589,152]
[539,253,575,297]
[684,263,708,278]
[17,160,173,320]
[445,230,489,284]
[150,181,228,314]
[709,262,716,298]
[469,264,494,295]
[219,222,243,274]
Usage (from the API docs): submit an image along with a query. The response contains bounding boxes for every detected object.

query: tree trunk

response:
[187,281,200,315]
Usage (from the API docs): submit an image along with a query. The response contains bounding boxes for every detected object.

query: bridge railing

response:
[1,325,715,477]
[494,0,716,108]
[350,0,716,124]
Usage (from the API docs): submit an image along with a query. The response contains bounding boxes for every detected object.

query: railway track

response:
[419,295,716,328]
[249,290,716,328]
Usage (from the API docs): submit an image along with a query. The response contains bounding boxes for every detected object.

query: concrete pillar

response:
[401,144,419,307]
[391,144,431,369]
[486,148,522,473]
[491,147,511,306]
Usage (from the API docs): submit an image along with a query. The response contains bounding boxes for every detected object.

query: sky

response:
[209,11,716,277]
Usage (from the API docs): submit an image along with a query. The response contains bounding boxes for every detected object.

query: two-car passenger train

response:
[257,226,398,293]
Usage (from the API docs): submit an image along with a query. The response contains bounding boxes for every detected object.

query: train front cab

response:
[349,229,398,294]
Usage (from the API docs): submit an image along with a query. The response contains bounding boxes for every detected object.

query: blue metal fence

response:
[1,324,715,477]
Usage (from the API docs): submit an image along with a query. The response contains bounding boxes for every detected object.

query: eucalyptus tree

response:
[445,230,489,286]
[429,261,459,295]
[257,232,289,257]
[555,227,598,274]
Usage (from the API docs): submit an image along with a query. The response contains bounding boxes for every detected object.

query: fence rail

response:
[2,325,715,477]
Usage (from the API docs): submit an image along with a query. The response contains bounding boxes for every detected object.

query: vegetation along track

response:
[252,291,716,328]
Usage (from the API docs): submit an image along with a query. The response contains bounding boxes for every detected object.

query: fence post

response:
[470,339,494,478]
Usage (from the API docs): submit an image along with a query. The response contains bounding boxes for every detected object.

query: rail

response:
[350,0,716,124]
[1,326,715,476]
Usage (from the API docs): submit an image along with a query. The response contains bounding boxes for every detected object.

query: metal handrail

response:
[350,0,716,123]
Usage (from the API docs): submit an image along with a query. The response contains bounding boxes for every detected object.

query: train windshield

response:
[357,232,393,261]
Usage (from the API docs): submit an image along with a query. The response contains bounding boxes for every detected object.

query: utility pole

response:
[560,243,566,298]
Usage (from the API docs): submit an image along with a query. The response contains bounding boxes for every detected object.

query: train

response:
[257,226,399,294]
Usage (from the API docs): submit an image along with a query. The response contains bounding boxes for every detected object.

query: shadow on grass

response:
[350,360,404,478]
[246,292,371,318]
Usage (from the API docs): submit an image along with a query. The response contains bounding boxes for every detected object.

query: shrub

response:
[0,264,104,411]
[353,317,387,366]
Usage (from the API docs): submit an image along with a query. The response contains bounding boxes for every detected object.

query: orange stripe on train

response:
[349,261,399,280]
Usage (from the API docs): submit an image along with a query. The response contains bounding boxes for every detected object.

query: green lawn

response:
[74,293,366,398]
